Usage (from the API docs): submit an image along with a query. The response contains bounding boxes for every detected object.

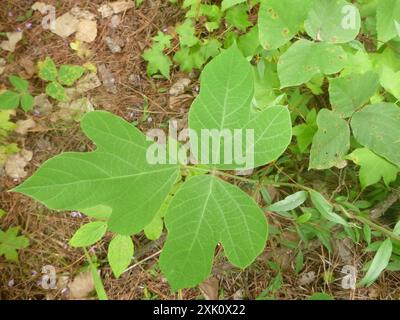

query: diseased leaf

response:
[351,103,400,167]
[329,72,379,118]
[58,65,85,86]
[258,0,313,50]
[267,191,308,212]
[0,91,20,110]
[347,148,399,189]
[359,238,392,286]
[38,57,58,82]
[189,44,292,170]
[309,109,350,170]
[46,81,68,102]
[108,235,134,278]
[13,111,180,235]
[69,221,108,247]
[305,0,361,44]
[159,175,268,289]
[278,40,347,88]
[310,191,349,227]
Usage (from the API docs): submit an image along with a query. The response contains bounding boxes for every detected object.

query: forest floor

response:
[0,0,399,300]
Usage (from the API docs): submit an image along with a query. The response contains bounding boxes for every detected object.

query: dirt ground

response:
[1,0,399,300]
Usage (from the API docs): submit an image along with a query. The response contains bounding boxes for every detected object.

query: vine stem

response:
[183,165,400,242]
[338,205,400,242]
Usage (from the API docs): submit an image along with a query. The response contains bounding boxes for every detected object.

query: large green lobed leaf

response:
[159,175,268,289]
[189,44,292,170]
[13,111,180,235]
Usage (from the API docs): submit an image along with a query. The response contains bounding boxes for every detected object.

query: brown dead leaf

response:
[169,78,191,96]
[0,58,6,75]
[68,271,95,300]
[53,12,79,38]
[98,4,114,18]
[76,20,98,43]
[199,277,219,300]
[0,32,23,52]
[19,58,36,79]
[15,119,36,135]
[109,1,135,14]
[5,150,33,179]
[70,7,96,20]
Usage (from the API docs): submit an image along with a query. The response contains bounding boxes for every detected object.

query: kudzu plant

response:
[10,0,400,291]
[37,57,86,102]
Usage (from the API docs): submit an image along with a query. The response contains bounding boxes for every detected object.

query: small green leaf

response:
[347,148,399,189]
[310,190,349,227]
[38,57,58,82]
[58,65,85,86]
[108,235,134,278]
[278,40,347,88]
[69,221,108,248]
[309,109,350,170]
[9,75,29,92]
[393,221,400,236]
[0,209,6,219]
[359,238,392,287]
[225,3,251,31]
[20,93,34,111]
[307,292,334,300]
[46,81,68,102]
[221,0,246,11]
[144,216,164,241]
[176,19,199,47]
[267,191,308,212]
[142,44,172,79]
[0,227,29,262]
[0,91,20,110]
